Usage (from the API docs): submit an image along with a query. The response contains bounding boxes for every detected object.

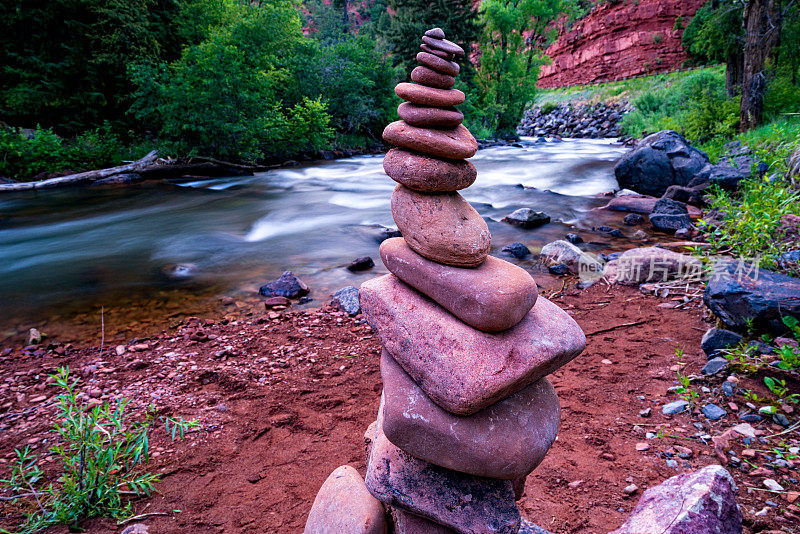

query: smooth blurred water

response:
[0,138,629,323]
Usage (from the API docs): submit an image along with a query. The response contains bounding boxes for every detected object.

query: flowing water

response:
[0,138,631,337]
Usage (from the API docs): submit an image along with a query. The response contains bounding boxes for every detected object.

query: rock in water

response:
[394,83,465,107]
[365,412,520,534]
[304,465,388,534]
[410,66,455,89]
[502,242,531,259]
[610,465,742,534]
[397,103,463,129]
[380,238,536,332]
[501,208,551,228]
[383,149,476,192]
[383,121,477,160]
[390,185,490,268]
[259,271,309,298]
[380,351,559,479]
[359,274,585,415]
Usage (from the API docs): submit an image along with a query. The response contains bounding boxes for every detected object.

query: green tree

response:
[475,0,578,135]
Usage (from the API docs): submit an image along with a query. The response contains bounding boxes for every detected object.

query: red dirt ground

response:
[1,283,797,533]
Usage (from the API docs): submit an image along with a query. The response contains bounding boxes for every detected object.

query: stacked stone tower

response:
[305,28,586,534]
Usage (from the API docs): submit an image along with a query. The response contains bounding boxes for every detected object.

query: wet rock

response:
[614,130,711,197]
[347,257,375,272]
[394,83,465,107]
[610,465,742,534]
[594,226,624,237]
[365,413,520,534]
[662,400,689,415]
[501,208,550,229]
[623,213,643,226]
[383,149,476,193]
[704,260,800,334]
[380,238,536,332]
[304,465,387,534]
[160,262,198,280]
[631,230,649,241]
[397,103,463,128]
[360,274,585,415]
[649,198,694,233]
[501,242,530,259]
[332,286,360,316]
[548,264,569,275]
[540,240,585,266]
[663,184,709,206]
[27,328,43,345]
[604,247,702,285]
[259,271,309,298]
[600,195,703,218]
[380,351,559,479]
[702,357,729,376]
[391,185,490,268]
[701,328,744,359]
[702,403,727,421]
[383,122,477,160]
[565,233,583,244]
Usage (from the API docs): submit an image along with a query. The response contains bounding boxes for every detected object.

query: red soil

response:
[0,284,796,533]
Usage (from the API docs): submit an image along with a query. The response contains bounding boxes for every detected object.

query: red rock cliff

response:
[538,0,705,88]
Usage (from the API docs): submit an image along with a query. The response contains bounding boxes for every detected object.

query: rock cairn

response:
[305,28,587,534]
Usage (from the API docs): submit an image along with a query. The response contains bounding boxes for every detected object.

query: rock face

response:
[380,351,559,479]
[383,149,476,192]
[614,131,711,197]
[704,260,800,333]
[360,274,585,415]
[610,465,742,534]
[390,185,490,268]
[304,465,387,534]
[538,0,705,88]
[380,237,537,332]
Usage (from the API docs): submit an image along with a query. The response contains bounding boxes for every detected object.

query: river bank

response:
[0,283,793,533]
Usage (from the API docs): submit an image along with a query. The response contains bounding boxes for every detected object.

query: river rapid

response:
[0,138,631,338]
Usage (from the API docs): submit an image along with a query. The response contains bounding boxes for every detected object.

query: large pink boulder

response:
[365,411,520,534]
[380,350,559,479]
[304,465,388,534]
[380,238,536,332]
[359,275,585,415]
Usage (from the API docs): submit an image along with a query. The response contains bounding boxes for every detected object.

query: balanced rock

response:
[383,121,477,160]
[304,465,387,534]
[380,237,536,332]
[391,508,455,534]
[397,103,463,129]
[416,52,460,76]
[425,27,446,39]
[381,350,559,479]
[421,35,465,57]
[420,43,453,59]
[365,412,520,534]
[395,83,465,107]
[411,66,455,89]
[359,274,586,415]
[390,185,490,268]
[383,149,476,192]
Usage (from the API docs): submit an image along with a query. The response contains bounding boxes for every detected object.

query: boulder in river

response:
[259,271,310,298]
[614,130,711,197]
[501,208,551,229]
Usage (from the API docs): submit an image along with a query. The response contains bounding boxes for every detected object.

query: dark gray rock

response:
[702,403,727,421]
[663,183,709,206]
[565,233,583,244]
[722,381,734,397]
[347,256,374,272]
[332,286,360,315]
[704,260,800,334]
[502,242,531,259]
[610,465,742,534]
[702,357,729,376]
[259,271,310,298]
[519,519,554,534]
[622,213,643,226]
[614,131,711,197]
[649,198,694,233]
[548,264,569,275]
[594,226,624,238]
[701,328,744,358]
[739,413,762,423]
[502,208,551,229]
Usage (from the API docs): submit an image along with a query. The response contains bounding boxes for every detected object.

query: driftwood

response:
[0,151,159,192]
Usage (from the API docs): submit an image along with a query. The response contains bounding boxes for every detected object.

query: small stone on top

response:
[425,27,446,39]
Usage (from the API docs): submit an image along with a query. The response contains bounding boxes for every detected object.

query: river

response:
[0,138,630,338]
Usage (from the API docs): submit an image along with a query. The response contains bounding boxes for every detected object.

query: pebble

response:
[639,407,651,418]
[701,403,727,421]
[601,359,613,365]
[701,357,728,375]
[397,102,463,128]
[764,479,785,492]
[662,400,689,415]
[665,459,678,468]
[382,121,477,160]
[721,381,734,396]
[410,66,455,90]
[646,432,656,439]
[623,484,638,495]
[635,442,650,451]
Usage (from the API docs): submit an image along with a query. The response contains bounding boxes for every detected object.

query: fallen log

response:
[0,151,159,192]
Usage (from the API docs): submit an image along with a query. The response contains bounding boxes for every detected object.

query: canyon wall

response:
[538,0,705,88]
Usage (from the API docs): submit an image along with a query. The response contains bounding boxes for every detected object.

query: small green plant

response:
[540,102,558,116]
[722,344,762,375]
[674,347,699,404]
[0,367,198,533]
[775,316,800,370]
[674,15,684,31]
[764,376,800,403]
[652,33,663,45]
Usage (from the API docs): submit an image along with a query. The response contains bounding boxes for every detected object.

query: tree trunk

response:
[725,48,744,98]
[740,0,783,131]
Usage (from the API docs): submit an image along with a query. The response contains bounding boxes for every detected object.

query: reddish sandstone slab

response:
[304,465,387,534]
[380,350,560,479]
[390,186,490,268]
[397,103,463,128]
[395,82,465,107]
[383,149,476,192]
[411,66,455,89]
[416,52,460,76]
[359,275,586,415]
[365,412,520,534]
[380,237,536,332]
[383,121,477,160]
